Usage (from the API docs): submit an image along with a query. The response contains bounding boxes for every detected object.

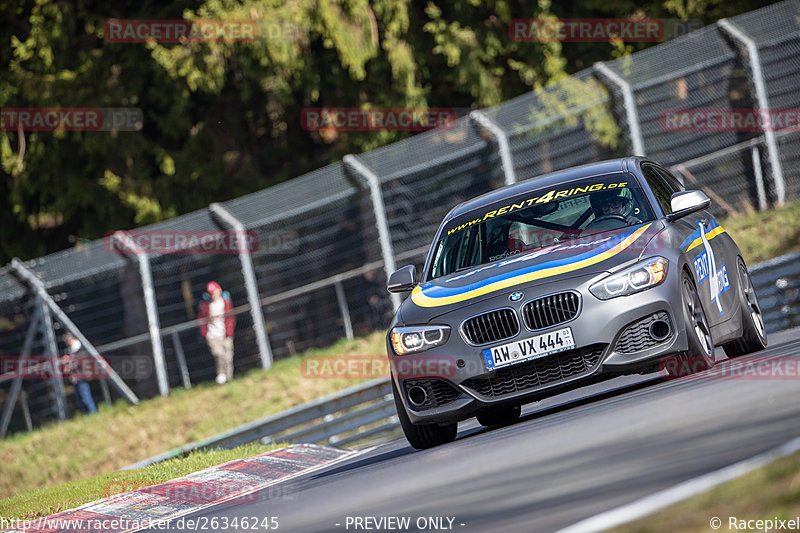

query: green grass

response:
[0,442,283,522]
[0,331,387,500]
[611,449,800,533]
[721,199,800,264]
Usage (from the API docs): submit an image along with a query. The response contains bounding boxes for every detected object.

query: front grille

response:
[615,312,672,354]
[461,308,520,345]
[404,379,461,411]
[522,291,580,331]
[461,344,605,398]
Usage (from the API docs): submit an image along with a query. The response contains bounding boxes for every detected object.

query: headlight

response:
[589,257,668,300]
[390,325,450,355]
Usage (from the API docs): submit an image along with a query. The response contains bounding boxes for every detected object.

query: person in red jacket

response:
[198,281,236,384]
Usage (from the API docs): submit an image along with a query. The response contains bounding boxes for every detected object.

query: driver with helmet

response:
[589,189,642,226]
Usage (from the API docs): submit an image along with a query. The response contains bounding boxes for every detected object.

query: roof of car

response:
[444,156,646,222]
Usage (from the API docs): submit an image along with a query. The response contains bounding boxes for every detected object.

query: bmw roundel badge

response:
[509,291,523,302]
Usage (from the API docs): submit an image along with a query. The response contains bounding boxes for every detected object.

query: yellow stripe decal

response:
[685,226,725,252]
[411,224,652,308]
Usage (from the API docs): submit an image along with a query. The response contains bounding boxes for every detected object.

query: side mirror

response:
[666,190,711,221]
[387,265,417,293]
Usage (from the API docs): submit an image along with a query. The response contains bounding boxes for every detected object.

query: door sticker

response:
[693,221,730,315]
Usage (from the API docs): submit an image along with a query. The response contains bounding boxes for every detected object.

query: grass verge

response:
[610,448,800,533]
[0,331,387,500]
[721,199,800,264]
[0,442,283,522]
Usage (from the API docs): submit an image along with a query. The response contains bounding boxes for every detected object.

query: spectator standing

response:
[198,281,236,384]
[363,270,387,331]
[60,332,97,414]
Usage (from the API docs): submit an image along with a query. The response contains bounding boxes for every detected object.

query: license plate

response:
[482,328,575,370]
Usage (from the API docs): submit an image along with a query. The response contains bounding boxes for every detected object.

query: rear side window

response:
[653,166,684,193]
[641,164,674,216]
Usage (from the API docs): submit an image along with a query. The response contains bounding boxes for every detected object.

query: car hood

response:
[403,222,664,321]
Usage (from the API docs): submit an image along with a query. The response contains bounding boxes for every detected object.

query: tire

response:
[476,404,521,427]
[664,273,715,378]
[391,379,457,449]
[724,258,767,358]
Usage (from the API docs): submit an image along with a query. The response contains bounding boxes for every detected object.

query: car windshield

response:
[429,174,655,279]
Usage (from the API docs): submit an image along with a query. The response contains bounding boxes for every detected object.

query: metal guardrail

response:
[749,251,800,334]
[122,377,395,470]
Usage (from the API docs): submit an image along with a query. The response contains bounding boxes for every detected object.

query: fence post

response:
[0,306,42,437]
[334,276,354,340]
[113,232,169,397]
[343,155,402,311]
[19,391,32,432]
[10,258,140,405]
[469,110,518,186]
[594,62,646,156]
[38,296,67,420]
[718,18,786,206]
[170,331,192,389]
[752,146,768,211]
[209,203,273,370]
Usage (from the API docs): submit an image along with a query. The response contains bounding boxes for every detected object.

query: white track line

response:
[555,435,800,533]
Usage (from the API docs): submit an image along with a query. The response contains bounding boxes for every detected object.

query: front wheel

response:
[664,273,715,378]
[391,379,457,449]
[724,258,767,357]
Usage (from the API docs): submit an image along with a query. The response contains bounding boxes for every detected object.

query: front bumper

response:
[388,269,689,425]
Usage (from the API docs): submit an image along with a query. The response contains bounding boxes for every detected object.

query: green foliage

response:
[0,0,762,264]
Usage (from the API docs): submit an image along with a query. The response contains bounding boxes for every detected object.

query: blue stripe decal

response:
[679,218,720,250]
[420,224,644,299]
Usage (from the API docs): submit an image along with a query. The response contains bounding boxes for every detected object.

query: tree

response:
[0,0,767,264]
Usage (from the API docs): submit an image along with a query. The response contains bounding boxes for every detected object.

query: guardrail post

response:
[594,62,646,156]
[469,110,518,186]
[9,258,139,405]
[112,232,169,397]
[343,155,402,311]
[209,203,273,370]
[718,18,787,206]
